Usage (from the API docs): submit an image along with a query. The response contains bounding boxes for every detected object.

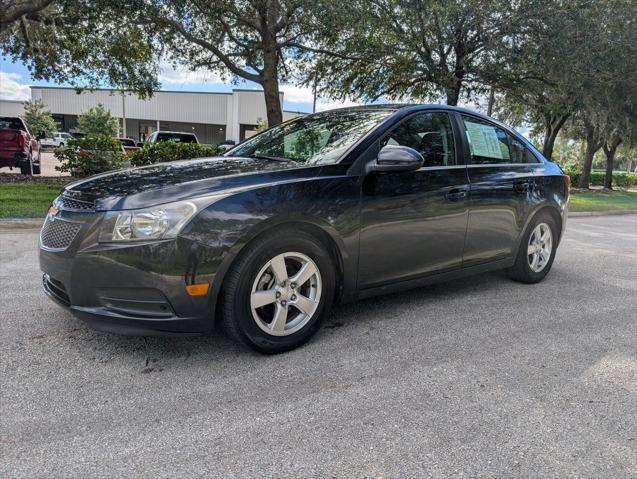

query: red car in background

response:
[0,116,42,175]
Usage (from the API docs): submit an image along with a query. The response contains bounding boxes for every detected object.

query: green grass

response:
[0,184,62,218]
[569,190,637,212]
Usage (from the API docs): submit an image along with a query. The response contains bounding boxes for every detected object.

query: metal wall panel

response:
[31,88,230,124]
[0,100,26,117]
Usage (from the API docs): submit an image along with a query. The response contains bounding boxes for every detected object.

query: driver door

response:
[358,111,469,289]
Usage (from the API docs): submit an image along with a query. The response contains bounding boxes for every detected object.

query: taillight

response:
[17,133,26,148]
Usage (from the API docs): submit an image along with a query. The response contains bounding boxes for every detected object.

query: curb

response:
[568,210,637,217]
[0,218,45,229]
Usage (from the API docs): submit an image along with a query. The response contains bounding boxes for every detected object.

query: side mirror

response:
[367,145,424,173]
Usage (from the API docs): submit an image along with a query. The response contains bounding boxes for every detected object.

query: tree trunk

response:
[445,85,460,106]
[486,87,495,116]
[260,38,282,126]
[541,113,569,161]
[602,137,621,190]
[262,76,283,126]
[578,121,603,189]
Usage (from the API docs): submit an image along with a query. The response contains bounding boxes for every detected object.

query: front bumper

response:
[39,210,223,336]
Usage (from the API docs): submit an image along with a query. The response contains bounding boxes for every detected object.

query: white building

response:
[0,86,303,145]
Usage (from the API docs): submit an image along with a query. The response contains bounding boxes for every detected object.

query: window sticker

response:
[464,120,509,160]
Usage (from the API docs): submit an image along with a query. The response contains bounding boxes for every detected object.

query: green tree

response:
[128,0,327,126]
[77,104,119,137]
[255,118,268,133]
[311,0,537,106]
[23,99,57,137]
[496,0,637,172]
[0,0,159,96]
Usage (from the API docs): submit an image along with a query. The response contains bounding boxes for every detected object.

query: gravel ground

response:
[1,215,636,478]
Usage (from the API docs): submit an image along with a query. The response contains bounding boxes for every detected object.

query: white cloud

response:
[158,62,222,85]
[0,72,31,101]
[279,84,314,104]
[316,98,363,112]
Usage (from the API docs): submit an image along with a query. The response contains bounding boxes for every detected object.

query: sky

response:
[1,55,528,136]
[0,56,361,113]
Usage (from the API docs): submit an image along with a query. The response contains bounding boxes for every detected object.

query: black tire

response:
[506,211,558,284]
[220,228,336,354]
[33,152,41,175]
[19,152,33,175]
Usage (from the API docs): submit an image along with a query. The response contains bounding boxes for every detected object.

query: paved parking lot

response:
[1,215,636,478]
[0,152,68,177]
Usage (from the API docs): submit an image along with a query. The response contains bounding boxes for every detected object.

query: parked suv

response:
[0,116,41,175]
[147,131,198,144]
[40,132,74,148]
[40,105,569,353]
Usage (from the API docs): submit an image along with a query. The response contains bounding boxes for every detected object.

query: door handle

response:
[445,189,467,201]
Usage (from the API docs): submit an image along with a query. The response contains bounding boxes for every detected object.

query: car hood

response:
[62,156,318,210]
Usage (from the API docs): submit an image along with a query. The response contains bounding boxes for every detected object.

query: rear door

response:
[458,114,543,266]
[358,111,469,289]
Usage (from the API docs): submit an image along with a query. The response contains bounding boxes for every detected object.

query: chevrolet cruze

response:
[40,105,569,353]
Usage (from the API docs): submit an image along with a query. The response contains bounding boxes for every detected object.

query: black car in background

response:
[39,105,569,353]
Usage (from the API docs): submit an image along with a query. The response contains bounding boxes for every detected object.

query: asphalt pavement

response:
[1,215,636,478]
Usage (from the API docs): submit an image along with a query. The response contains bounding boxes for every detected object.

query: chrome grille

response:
[58,195,95,211]
[40,216,82,250]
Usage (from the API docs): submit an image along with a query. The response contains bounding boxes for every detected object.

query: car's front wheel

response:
[220,229,336,354]
[506,211,558,283]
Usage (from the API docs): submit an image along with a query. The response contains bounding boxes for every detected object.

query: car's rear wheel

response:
[506,211,558,283]
[33,151,41,175]
[220,229,336,354]
[20,151,33,175]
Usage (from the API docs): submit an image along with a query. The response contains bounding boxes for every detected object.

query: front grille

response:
[58,195,95,211]
[43,275,70,305]
[40,216,82,250]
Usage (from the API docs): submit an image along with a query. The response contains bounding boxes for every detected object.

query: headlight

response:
[99,201,198,242]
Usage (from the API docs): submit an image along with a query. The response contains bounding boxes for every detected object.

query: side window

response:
[381,112,456,166]
[461,115,511,164]
[508,134,539,164]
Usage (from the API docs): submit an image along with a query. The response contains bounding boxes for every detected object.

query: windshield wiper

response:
[243,154,297,163]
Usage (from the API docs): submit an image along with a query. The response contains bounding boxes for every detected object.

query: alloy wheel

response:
[250,252,322,336]
[527,223,553,273]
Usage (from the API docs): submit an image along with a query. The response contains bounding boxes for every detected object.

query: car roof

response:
[325,103,525,140]
[323,103,498,121]
[155,131,197,135]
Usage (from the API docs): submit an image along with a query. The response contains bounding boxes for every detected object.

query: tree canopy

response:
[1,0,159,96]
[77,103,120,137]
[23,98,57,137]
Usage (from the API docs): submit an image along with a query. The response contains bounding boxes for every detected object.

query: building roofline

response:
[30,85,242,96]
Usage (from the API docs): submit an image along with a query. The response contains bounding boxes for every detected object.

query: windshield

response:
[156,132,197,143]
[0,117,24,131]
[227,109,393,165]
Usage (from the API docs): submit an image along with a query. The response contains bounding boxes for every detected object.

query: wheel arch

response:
[209,218,348,328]
[514,203,564,258]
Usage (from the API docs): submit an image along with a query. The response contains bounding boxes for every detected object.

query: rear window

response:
[461,115,538,164]
[0,117,25,131]
[118,138,136,147]
[155,133,198,143]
